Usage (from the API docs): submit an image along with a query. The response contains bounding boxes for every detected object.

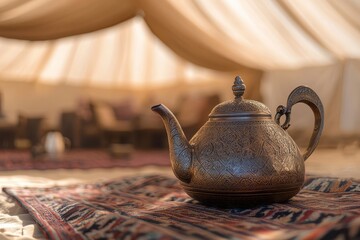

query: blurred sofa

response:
[0,93,221,149]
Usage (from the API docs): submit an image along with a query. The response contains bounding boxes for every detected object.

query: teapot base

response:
[183,186,301,208]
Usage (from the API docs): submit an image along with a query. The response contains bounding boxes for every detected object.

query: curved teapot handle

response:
[275,86,324,161]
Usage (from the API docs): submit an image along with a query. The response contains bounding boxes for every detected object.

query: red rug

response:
[0,150,170,171]
[3,175,360,240]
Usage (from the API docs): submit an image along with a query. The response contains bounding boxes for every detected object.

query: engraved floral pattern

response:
[167,117,192,183]
[188,120,304,191]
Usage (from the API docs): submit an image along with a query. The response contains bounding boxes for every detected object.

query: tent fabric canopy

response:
[0,0,137,40]
[0,0,359,134]
[1,0,356,70]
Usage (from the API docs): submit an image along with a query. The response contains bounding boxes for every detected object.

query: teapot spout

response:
[151,104,192,183]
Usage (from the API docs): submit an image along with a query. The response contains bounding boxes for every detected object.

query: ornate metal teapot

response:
[152,76,324,207]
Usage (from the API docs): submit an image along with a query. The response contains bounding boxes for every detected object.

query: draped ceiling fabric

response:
[0,0,359,135]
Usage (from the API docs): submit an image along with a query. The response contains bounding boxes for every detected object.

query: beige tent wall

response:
[341,59,360,134]
[0,81,139,128]
[261,62,342,137]
[142,68,263,104]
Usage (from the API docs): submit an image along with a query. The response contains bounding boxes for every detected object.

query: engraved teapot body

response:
[152,76,324,207]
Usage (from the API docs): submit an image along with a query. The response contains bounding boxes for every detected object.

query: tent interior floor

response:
[304,147,360,178]
[0,148,358,179]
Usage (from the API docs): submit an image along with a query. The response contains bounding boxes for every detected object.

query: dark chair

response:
[0,121,16,148]
[15,114,46,148]
[89,101,135,147]
[60,111,81,148]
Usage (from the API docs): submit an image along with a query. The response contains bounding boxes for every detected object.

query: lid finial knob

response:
[232,76,246,99]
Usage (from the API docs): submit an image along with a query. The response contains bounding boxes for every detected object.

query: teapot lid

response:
[209,76,271,119]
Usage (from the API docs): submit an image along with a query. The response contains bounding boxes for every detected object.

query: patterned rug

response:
[3,175,360,240]
[0,150,170,171]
